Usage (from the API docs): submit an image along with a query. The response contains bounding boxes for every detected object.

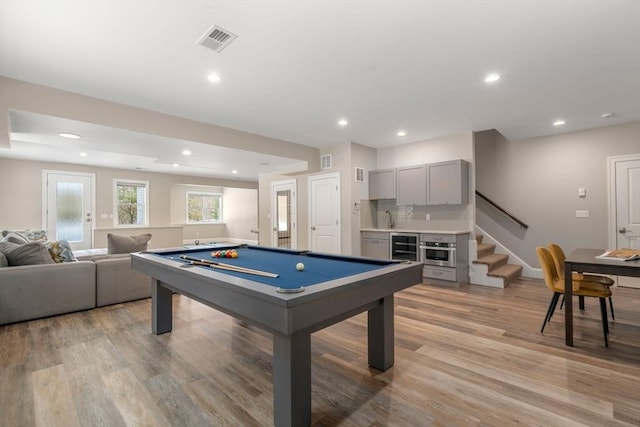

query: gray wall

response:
[475,121,640,266]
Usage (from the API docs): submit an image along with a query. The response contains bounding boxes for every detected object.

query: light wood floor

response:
[1,278,639,426]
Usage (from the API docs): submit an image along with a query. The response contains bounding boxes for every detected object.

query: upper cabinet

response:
[396,165,427,205]
[369,168,396,200]
[369,159,469,205]
[426,159,469,206]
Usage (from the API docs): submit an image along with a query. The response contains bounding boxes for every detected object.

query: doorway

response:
[608,154,640,288]
[271,179,297,249]
[43,170,95,250]
[308,173,340,254]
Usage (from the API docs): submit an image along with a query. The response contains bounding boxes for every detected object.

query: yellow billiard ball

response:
[296,262,305,271]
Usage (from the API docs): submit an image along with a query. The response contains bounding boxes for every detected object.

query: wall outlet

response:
[425,213,431,220]
[576,210,590,218]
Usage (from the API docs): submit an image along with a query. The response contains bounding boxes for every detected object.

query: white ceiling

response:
[0,1,638,180]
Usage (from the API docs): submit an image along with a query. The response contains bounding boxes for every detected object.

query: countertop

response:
[360,228,470,235]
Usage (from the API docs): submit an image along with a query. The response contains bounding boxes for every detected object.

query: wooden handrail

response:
[475,191,529,229]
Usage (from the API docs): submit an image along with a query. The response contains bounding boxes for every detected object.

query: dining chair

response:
[548,243,615,320]
[536,246,612,347]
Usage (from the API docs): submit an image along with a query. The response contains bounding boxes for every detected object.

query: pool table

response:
[131,245,423,427]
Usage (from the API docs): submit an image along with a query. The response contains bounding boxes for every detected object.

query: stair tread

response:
[487,264,523,285]
[487,264,522,276]
[474,253,508,264]
[477,243,495,251]
[477,243,496,258]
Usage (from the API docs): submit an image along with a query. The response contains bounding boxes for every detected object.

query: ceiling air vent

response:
[197,25,237,53]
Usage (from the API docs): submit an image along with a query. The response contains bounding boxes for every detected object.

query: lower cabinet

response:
[361,232,390,259]
[423,265,458,282]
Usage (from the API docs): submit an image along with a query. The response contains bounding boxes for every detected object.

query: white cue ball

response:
[296,262,305,271]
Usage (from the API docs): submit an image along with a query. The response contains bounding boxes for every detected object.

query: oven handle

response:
[419,245,456,251]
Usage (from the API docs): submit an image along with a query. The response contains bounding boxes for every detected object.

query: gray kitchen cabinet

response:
[361,231,390,259]
[369,168,396,200]
[426,159,469,206]
[396,164,427,205]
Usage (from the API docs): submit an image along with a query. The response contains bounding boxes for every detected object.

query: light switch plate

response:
[578,188,586,198]
[576,210,590,218]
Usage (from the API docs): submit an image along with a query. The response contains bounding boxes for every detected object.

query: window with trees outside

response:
[114,179,149,226]
[187,192,222,224]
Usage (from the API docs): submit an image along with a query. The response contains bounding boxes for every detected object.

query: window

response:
[187,192,222,223]
[114,179,149,226]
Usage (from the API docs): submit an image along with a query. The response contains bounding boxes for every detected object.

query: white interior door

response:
[271,180,297,249]
[609,155,640,288]
[308,173,340,254]
[44,171,94,250]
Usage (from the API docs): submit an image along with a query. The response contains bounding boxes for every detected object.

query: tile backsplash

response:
[362,199,472,232]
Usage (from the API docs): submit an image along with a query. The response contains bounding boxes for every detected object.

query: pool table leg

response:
[368,295,394,371]
[273,331,311,427]
[152,279,173,334]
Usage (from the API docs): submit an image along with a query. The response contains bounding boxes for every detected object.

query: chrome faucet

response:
[383,210,394,229]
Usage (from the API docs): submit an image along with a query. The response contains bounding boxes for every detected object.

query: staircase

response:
[472,234,523,287]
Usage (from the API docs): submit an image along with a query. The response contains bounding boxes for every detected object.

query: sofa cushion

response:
[107,233,152,254]
[0,240,55,266]
[0,252,8,267]
[45,239,77,263]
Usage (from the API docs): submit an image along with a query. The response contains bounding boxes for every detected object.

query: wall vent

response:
[197,25,237,53]
[320,154,332,170]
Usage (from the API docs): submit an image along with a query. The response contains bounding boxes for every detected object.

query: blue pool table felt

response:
[153,246,392,290]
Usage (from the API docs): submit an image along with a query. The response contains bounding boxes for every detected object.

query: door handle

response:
[619,227,627,233]
[311,226,316,231]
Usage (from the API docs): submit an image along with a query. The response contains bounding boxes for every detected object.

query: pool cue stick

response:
[181,256,279,278]
[190,260,280,278]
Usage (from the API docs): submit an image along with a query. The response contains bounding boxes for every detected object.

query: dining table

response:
[564,248,640,346]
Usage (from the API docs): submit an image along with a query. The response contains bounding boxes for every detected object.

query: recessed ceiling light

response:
[601,113,614,119]
[231,170,238,174]
[553,120,566,126]
[59,132,82,139]
[397,130,407,137]
[207,73,221,83]
[182,149,192,156]
[79,152,87,157]
[338,119,348,127]
[484,73,501,83]
[173,163,179,167]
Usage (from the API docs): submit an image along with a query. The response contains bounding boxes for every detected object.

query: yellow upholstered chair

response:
[536,247,612,347]
[548,243,615,320]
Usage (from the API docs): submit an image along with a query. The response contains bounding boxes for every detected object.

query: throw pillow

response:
[0,252,8,268]
[45,239,77,263]
[1,231,30,245]
[107,233,152,254]
[1,229,48,242]
[0,241,55,266]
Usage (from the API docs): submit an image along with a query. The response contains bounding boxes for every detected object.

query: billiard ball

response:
[296,262,305,271]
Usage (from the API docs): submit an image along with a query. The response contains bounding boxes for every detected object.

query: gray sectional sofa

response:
[0,253,152,325]
[0,249,152,326]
